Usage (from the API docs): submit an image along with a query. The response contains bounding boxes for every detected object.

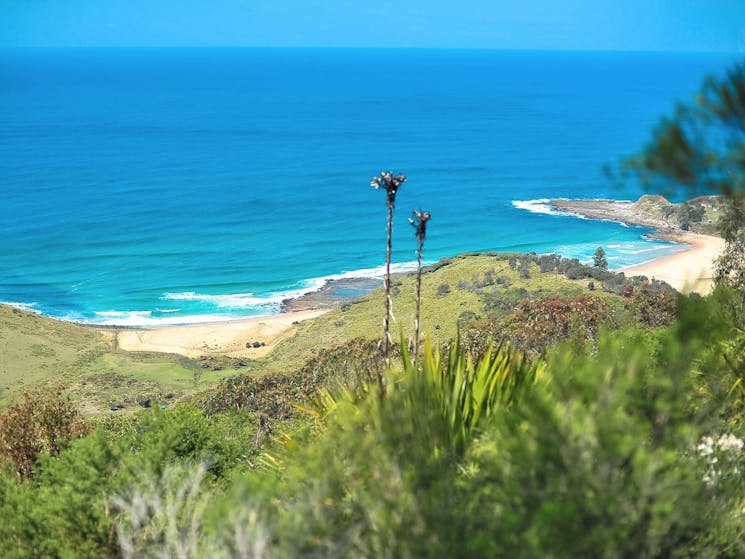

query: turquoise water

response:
[0,49,733,325]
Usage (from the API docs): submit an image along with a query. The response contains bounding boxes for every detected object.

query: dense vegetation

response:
[1,284,744,557]
[0,245,688,558]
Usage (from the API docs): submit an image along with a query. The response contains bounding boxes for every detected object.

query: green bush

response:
[195,294,745,558]
[5,290,745,558]
[457,327,731,557]
[0,405,252,558]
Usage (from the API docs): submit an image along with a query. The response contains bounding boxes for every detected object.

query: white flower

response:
[697,436,714,457]
[717,433,744,452]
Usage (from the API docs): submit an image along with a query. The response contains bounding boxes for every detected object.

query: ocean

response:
[0,48,735,326]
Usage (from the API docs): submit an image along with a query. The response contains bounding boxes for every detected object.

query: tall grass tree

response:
[409,210,431,362]
[371,171,406,397]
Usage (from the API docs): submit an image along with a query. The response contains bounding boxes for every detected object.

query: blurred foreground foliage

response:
[1,288,745,557]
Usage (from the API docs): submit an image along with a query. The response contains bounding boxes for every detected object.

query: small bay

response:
[0,48,733,325]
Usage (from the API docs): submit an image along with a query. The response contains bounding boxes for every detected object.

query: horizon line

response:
[0,45,741,56]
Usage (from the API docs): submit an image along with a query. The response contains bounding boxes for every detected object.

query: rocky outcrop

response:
[550,195,721,235]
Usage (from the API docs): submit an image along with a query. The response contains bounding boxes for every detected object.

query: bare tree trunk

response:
[370,171,405,398]
[380,200,393,398]
[412,238,423,363]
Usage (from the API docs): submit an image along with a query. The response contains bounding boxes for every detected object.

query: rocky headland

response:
[549,195,721,235]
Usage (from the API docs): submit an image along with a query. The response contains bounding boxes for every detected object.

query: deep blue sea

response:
[0,48,736,325]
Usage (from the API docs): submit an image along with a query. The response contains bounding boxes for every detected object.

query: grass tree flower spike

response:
[409,210,431,363]
[370,171,406,397]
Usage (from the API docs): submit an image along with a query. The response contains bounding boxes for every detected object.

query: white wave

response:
[68,260,422,328]
[89,310,256,327]
[617,244,683,255]
[161,261,419,311]
[163,283,324,309]
[512,199,554,215]
[317,260,419,283]
[1,301,41,314]
[162,291,261,307]
[95,310,151,318]
[511,199,588,219]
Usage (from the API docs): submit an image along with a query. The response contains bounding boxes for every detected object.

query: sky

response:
[1,0,744,52]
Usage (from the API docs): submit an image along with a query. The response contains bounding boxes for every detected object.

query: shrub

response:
[457,310,480,329]
[0,403,253,558]
[501,294,615,354]
[483,287,529,319]
[197,338,380,421]
[226,339,543,558]
[0,385,89,479]
[436,283,451,297]
[458,326,731,557]
[623,282,678,327]
[519,258,531,279]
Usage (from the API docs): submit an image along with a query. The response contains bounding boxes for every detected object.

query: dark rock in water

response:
[281,276,385,313]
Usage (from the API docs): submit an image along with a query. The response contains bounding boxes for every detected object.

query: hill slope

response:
[0,306,240,412]
[1,252,653,411]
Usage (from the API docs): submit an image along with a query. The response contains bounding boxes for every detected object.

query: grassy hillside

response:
[0,306,245,412]
[1,252,643,412]
[0,305,108,399]
[253,253,608,374]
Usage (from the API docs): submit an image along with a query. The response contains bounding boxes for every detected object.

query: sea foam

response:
[511,199,587,219]
[82,260,422,327]
[90,310,246,327]
[511,199,555,215]
[0,301,41,314]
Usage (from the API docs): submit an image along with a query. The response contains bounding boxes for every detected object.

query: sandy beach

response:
[549,198,726,295]
[111,196,725,359]
[114,308,328,359]
[621,232,725,295]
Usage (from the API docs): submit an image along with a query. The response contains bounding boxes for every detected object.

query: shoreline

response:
[113,308,329,359]
[548,198,725,294]
[8,196,725,358]
[619,230,724,294]
[104,274,399,359]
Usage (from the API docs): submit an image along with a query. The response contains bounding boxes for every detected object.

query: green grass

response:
[0,254,617,412]
[0,305,109,398]
[0,305,244,413]
[252,254,603,374]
